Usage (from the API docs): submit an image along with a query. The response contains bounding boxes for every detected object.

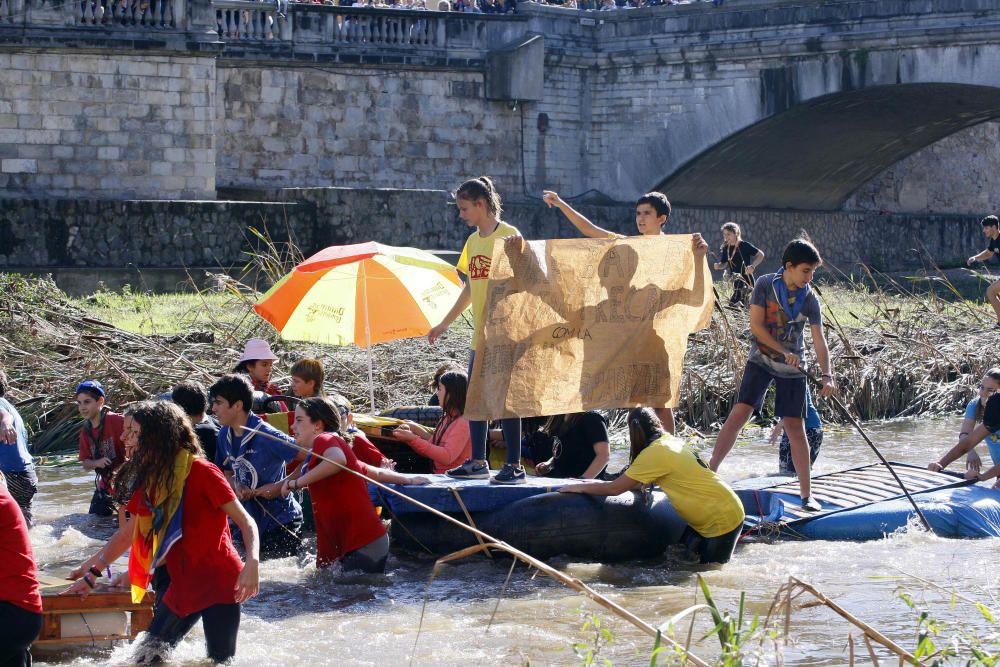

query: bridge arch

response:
[632,45,1000,210]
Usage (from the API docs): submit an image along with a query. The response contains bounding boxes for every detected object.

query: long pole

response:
[710,286,934,532]
[244,426,708,665]
[360,260,376,411]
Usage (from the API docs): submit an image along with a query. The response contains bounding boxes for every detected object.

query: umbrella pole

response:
[361,261,376,411]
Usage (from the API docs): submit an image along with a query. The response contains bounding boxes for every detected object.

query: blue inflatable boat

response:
[375,462,1000,561]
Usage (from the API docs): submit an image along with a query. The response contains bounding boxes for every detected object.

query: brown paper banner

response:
[464,236,714,421]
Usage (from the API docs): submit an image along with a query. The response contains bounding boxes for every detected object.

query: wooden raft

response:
[37,588,155,646]
[761,462,968,523]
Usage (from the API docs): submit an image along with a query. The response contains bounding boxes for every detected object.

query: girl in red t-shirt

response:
[281,398,429,572]
[64,401,261,664]
[393,370,473,474]
[0,477,42,666]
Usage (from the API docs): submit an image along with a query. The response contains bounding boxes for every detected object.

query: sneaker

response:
[490,463,526,485]
[446,459,490,480]
[994,321,1000,330]
[800,496,822,512]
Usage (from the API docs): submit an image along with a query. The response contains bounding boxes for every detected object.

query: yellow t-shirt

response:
[625,435,745,538]
[457,221,520,350]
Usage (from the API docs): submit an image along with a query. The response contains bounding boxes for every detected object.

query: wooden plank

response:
[42,590,150,613]
[806,484,884,505]
[836,470,940,491]
[833,471,929,492]
[34,634,131,646]
[807,476,903,498]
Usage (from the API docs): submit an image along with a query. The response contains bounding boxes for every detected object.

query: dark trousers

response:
[4,470,37,527]
[259,519,303,560]
[681,524,742,564]
[137,600,241,664]
[0,601,43,667]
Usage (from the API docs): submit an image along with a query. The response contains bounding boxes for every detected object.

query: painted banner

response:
[464,236,713,420]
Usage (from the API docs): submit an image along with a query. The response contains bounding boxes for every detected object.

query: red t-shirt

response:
[78,410,127,491]
[0,487,42,614]
[126,459,243,617]
[351,431,392,469]
[307,433,386,568]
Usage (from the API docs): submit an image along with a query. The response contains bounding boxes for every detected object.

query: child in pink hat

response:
[234,339,283,398]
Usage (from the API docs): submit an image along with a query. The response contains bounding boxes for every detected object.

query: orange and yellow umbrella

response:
[255,242,463,347]
[253,242,464,407]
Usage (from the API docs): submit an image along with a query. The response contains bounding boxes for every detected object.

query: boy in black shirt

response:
[967,215,1000,328]
[713,222,764,307]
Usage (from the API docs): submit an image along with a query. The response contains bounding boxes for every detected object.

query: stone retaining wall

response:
[1,189,985,277]
[0,198,313,269]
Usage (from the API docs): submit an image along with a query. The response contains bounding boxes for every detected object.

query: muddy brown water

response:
[29,417,998,665]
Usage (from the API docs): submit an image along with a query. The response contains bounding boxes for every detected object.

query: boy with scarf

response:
[708,238,835,511]
[209,374,306,559]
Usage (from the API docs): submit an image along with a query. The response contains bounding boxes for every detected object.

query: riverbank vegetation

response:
[2,256,999,452]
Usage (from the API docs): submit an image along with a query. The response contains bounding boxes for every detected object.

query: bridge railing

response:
[213,2,525,50]
[0,0,189,29]
[215,0,288,40]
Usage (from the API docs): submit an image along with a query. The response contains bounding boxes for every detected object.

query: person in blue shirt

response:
[0,370,35,526]
[209,374,306,560]
[958,368,1000,475]
[769,388,823,475]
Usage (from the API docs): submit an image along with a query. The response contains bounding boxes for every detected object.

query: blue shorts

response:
[736,362,808,419]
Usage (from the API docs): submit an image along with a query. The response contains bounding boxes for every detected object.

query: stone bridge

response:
[0,0,999,212]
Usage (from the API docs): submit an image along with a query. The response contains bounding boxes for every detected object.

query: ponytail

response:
[455,176,503,217]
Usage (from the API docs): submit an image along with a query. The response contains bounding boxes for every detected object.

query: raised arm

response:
[543,190,615,239]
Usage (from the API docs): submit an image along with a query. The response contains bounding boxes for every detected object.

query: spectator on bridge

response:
[481,0,503,12]
[967,215,1000,328]
[599,0,616,10]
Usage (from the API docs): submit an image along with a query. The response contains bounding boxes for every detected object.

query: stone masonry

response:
[845,121,1000,215]
[217,65,521,193]
[0,53,217,199]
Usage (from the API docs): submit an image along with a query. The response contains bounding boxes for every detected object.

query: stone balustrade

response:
[215,0,288,40]
[0,0,190,29]
[214,2,526,54]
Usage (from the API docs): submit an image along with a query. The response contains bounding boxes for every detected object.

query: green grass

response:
[77,271,996,337]
[71,286,242,335]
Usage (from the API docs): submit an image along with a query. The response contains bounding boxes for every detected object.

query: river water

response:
[28,417,998,666]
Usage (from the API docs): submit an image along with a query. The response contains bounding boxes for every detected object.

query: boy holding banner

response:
[541,189,709,433]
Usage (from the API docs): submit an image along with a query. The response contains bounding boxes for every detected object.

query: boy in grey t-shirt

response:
[709,238,836,512]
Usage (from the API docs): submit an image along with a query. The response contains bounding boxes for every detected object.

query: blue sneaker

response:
[446,459,490,480]
[490,463,526,485]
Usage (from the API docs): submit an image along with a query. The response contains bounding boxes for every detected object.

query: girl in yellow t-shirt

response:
[560,408,745,564]
[427,176,525,485]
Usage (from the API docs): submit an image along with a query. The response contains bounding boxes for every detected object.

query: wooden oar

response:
[243,426,710,666]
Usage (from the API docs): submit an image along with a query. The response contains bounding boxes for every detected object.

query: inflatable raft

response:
[377,462,1000,561]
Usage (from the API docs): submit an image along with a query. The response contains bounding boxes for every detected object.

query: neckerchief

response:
[83,408,113,489]
[771,268,810,322]
[223,413,261,468]
[128,449,195,603]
